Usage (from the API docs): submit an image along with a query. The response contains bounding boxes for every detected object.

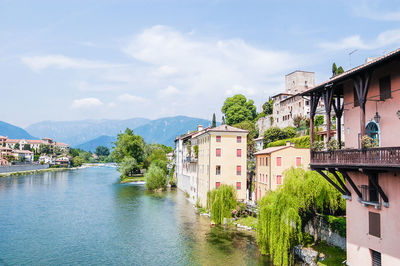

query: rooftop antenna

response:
[349,49,358,68]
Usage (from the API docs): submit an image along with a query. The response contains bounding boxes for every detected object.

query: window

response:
[276,157,282,166]
[216,165,221,175]
[371,249,381,266]
[369,174,379,202]
[265,175,268,184]
[296,157,302,167]
[236,182,241,190]
[306,100,310,106]
[216,182,220,189]
[265,157,268,166]
[277,175,282,185]
[237,136,242,143]
[379,76,391,101]
[354,87,360,107]
[260,173,262,182]
[237,149,242,157]
[216,148,221,157]
[216,136,221,142]
[369,212,381,238]
[236,165,241,175]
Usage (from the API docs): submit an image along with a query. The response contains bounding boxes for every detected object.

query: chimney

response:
[197,125,203,131]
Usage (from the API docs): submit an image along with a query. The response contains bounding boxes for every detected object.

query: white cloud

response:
[319,29,400,50]
[118,25,303,117]
[21,54,124,71]
[117,93,148,103]
[77,81,124,92]
[159,85,179,97]
[71,97,103,109]
[352,1,400,21]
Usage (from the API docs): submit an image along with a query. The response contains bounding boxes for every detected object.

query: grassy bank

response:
[0,167,72,178]
[120,174,145,183]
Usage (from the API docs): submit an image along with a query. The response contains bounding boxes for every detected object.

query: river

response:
[0,166,270,265]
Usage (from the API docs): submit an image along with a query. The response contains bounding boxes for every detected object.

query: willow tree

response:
[207,185,237,224]
[257,168,345,266]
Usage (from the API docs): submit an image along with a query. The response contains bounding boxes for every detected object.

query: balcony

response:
[311,146,400,170]
[184,156,198,163]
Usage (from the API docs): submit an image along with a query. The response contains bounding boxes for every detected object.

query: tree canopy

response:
[263,126,297,147]
[221,94,257,125]
[262,97,274,115]
[95,146,110,156]
[111,128,146,165]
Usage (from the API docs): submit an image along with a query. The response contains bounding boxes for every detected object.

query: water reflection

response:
[0,167,270,265]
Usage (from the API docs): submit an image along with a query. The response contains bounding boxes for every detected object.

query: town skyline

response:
[2,0,400,127]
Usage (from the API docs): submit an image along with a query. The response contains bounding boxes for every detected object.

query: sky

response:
[1,0,400,127]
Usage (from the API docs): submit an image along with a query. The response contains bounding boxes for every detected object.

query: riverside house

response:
[302,48,400,265]
[175,125,248,207]
[254,142,309,201]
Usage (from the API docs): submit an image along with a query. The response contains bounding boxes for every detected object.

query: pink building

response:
[303,48,400,265]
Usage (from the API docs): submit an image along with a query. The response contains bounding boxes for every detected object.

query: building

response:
[302,48,400,265]
[196,125,248,207]
[175,125,248,207]
[12,150,34,162]
[254,142,310,200]
[2,137,70,153]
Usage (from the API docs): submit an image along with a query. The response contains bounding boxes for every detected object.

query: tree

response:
[95,146,110,157]
[314,115,324,128]
[262,97,274,115]
[145,163,167,190]
[23,144,31,151]
[263,127,297,147]
[111,128,146,165]
[221,94,257,125]
[39,144,50,154]
[207,184,237,224]
[69,148,80,158]
[293,115,305,129]
[14,143,20,150]
[72,157,85,167]
[118,157,140,176]
[212,113,216,128]
[332,62,344,76]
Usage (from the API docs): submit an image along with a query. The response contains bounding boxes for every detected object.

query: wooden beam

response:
[309,92,321,145]
[322,86,334,143]
[353,71,371,138]
[316,169,347,195]
[339,170,362,199]
[329,169,351,196]
[332,89,344,149]
[368,173,389,204]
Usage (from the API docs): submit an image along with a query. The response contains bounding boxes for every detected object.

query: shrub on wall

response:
[267,135,310,149]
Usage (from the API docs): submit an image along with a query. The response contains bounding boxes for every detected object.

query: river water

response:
[0,166,270,265]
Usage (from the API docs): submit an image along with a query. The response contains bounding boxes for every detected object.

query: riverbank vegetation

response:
[207,185,238,224]
[257,168,345,266]
[111,128,173,188]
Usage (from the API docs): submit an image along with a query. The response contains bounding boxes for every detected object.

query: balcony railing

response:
[311,146,400,169]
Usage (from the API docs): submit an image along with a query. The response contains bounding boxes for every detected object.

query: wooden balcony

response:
[311,146,400,171]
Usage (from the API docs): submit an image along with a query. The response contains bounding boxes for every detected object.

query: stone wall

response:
[0,164,49,173]
[256,115,273,136]
[304,214,346,250]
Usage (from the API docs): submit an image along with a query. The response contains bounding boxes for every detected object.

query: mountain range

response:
[0,121,37,139]
[1,115,212,151]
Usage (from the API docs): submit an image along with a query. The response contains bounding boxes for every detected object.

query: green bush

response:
[267,135,310,148]
[323,215,346,237]
[207,184,237,224]
[145,163,167,190]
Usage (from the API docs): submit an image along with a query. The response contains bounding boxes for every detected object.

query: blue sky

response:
[1,0,400,127]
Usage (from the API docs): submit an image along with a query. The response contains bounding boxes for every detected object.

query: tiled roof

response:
[27,140,45,144]
[206,125,249,133]
[5,139,19,143]
[302,47,400,95]
[55,142,69,147]
[254,146,290,155]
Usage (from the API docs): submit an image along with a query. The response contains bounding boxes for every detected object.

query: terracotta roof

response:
[27,140,44,144]
[13,150,33,154]
[206,125,249,133]
[301,47,400,95]
[55,142,69,147]
[254,146,290,155]
[254,136,264,141]
[5,139,19,143]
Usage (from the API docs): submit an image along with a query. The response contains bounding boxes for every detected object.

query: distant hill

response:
[0,121,37,139]
[27,116,211,151]
[133,116,211,146]
[25,118,150,146]
[75,135,116,152]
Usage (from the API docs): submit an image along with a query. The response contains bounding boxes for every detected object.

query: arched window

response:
[366,121,380,145]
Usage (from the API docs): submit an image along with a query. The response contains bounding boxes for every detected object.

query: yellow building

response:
[195,125,248,207]
[254,142,310,201]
